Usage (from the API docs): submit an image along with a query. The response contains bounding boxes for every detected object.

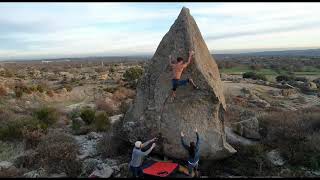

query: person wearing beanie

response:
[129,137,157,178]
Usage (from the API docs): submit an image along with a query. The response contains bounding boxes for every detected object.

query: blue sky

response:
[0,2,320,60]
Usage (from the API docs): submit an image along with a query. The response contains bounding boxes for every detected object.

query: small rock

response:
[82,158,103,176]
[109,114,124,124]
[23,168,47,178]
[304,82,318,90]
[266,149,285,166]
[0,161,14,170]
[87,132,103,140]
[241,87,254,97]
[74,132,103,160]
[73,117,85,126]
[89,163,114,178]
[279,168,292,177]
[269,90,281,97]
[312,171,320,176]
[313,78,320,87]
[111,165,120,177]
[249,98,270,108]
[12,106,24,113]
[103,158,118,167]
[225,127,258,146]
[304,170,320,177]
[231,116,261,140]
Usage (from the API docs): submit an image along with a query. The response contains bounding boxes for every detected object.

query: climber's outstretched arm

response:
[142,137,157,148]
[184,50,194,67]
[169,55,174,67]
[180,132,189,150]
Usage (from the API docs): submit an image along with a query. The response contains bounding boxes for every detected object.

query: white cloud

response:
[0,3,320,60]
[209,27,320,52]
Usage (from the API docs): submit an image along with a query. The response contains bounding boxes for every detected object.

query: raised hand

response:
[189,50,195,56]
[181,131,184,137]
[195,128,198,133]
[152,143,156,148]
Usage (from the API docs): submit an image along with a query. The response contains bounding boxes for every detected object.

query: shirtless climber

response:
[169,50,199,100]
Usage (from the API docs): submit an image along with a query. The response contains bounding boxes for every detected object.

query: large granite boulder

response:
[119,7,236,160]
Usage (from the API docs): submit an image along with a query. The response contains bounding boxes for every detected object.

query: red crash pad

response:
[143,162,178,177]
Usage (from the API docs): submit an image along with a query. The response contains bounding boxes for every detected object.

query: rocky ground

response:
[0,62,138,178]
[0,61,319,178]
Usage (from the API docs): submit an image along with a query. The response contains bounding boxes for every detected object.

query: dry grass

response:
[46,90,54,97]
[224,104,255,125]
[37,130,81,177]
[0,85,7,96]
[96,87,135,115]
[258,106,320,169]
[0,141,24,162]
[223,87,233,104]
[119,99,132,114]
[112,87,135,101]
[94,111,111,132]
[0,166,26,178]
[33,106,59,126]
[95,99,116,115]
[22,127,46,150]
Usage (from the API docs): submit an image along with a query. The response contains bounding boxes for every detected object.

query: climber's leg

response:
[188,78,199,89]
[171,79,178,100]
[171,90,176,98]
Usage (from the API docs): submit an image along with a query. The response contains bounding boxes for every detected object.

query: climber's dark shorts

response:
[172,78,190,91]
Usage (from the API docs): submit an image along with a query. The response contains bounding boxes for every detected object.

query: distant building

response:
[42,60,52,64]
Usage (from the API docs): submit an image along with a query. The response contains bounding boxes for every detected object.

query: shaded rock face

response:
[120,7,236,160]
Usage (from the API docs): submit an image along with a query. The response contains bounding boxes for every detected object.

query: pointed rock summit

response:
[119,7,236,159]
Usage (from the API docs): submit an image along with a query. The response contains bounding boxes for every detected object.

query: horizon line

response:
[1,46,319,62]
